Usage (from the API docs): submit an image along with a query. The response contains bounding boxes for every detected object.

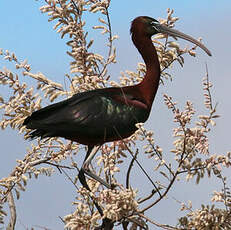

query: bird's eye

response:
[150,21,160,32]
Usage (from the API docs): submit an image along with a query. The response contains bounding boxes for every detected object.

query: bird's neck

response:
[132,33,160,108]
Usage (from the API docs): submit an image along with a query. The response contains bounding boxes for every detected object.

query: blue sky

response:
[1,0,231,229]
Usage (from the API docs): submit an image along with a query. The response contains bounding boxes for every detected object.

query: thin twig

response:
[126,217,148,230]
[123,139,161,197]
[59,167,79,191]
[138,213,180,230]
[139,170,177,213]
[7,191,16,230]
[205,63,213,110]
[126,149,138,189]
[43,162,74,174]
[97,5,113,84]
[138,125,175,177]
[137,189,158,204]
[112,125,161,196]
[71,0,80,15]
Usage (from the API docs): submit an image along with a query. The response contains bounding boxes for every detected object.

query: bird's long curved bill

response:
[156,24,212,56]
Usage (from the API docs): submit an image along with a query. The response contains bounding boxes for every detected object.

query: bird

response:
[23,16,211,190]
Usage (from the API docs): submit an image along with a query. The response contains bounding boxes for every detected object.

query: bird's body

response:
[24,86,151,145]
[23,16,211,191]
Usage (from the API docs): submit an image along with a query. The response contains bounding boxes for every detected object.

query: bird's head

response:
[131,16,211,56]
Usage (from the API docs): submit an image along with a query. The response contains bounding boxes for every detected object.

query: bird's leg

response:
[82,145,111,189]
[78,146,104,217]
[78,146,114,228]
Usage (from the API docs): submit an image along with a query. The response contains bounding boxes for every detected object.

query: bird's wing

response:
[24,88,149,143]
[24,89,103,131]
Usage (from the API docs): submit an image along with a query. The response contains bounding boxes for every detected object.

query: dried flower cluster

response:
[64,187,137,229]
[101,188,138,220]
[0,1,230,230]
[179,204,231,230]
[64,200,100,229]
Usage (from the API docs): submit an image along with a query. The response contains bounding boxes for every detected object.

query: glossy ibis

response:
[23,16,211,189]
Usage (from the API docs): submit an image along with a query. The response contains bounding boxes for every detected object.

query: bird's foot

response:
[82,167,112,189]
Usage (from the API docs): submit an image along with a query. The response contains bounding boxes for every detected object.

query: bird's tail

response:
[26,129,50,140]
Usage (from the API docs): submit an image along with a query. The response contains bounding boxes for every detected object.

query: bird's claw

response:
[82,167,112,189]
